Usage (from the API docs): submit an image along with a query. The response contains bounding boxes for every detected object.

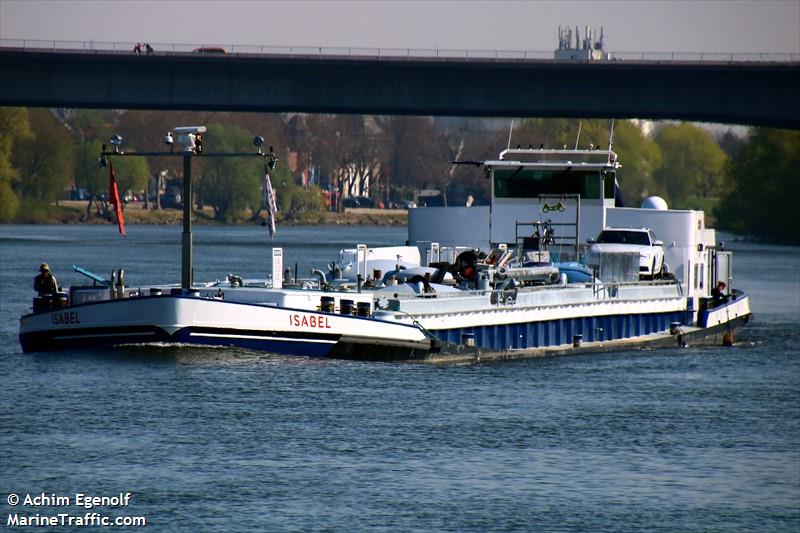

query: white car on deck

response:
[586,227,665,278]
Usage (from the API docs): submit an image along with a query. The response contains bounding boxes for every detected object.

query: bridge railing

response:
[1,38,798,63]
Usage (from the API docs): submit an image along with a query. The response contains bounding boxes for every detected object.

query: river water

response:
[1,224,798,532]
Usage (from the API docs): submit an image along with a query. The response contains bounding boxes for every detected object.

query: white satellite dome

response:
[641,196,668,210]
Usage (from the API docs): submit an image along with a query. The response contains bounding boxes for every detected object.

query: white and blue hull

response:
[19,293,436,358]
[19,284,751,361]
[19,240,752,362]
[391,283,749,359]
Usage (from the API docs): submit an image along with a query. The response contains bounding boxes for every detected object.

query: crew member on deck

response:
[34,263,58,296]
[711,281,728,306]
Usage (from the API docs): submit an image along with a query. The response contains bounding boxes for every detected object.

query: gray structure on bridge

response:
[1,49,798,128]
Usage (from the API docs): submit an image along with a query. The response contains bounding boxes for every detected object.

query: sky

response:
[1,0,798,54]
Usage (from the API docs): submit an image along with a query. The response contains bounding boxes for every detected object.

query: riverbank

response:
[21,201,409,227]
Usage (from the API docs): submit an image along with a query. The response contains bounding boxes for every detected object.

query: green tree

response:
[653,123,727,207]
[0,108,32,221]
[197,123,262,221]
[115,109,215,182]
[612,121,663,207]
[715,128,800,243]
[276,181,325,219]
[73,139,106,205]
[509,118,664,206]
[68,110,115,216]
[112,155,151,201]
[13,108,75,205]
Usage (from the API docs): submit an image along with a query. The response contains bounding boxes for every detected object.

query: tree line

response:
[0,107,797,242]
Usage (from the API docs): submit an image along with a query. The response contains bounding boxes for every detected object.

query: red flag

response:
[108,162,126,236]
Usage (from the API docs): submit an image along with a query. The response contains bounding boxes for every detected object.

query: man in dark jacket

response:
[711,281,728,306]
[34,263,58,295]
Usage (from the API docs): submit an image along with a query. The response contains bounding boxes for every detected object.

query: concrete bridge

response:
[1,46,798,128]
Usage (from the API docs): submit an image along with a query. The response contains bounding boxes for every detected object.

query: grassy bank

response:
[14,201,409,227]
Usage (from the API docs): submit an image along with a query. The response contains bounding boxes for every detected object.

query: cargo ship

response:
[19,143,751,363]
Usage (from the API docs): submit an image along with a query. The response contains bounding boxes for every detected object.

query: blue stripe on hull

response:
[19,326,170,353]
[432,311,687,350]
[173,329,335,358]
[21,326,338,357]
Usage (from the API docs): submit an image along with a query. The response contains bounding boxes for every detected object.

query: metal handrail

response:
[389,277,682,301]
[1,38,797,63]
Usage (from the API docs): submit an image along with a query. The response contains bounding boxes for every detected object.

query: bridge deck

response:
[1,48,798,127]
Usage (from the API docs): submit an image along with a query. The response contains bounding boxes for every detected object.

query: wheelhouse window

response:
[493,168,615,199]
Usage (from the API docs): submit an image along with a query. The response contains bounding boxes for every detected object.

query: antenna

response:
[607,119,615,151]
[507,119,515,150]
[574,121,582,150]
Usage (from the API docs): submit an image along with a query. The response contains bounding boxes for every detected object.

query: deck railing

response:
[1,38,797,63]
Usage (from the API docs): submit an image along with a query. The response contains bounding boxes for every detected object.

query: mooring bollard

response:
[339,299,355,315]
[320,296,335,313]
[356,301,371,317]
